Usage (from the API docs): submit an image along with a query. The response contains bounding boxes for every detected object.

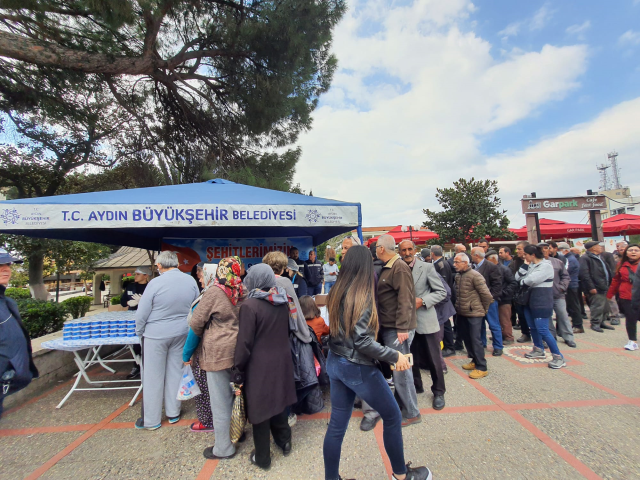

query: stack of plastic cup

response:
[78,320,91,340]
[90,320,102,338]
[63,320,81,341]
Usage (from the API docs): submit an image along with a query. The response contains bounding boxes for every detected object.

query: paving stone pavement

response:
[1,325,638,480]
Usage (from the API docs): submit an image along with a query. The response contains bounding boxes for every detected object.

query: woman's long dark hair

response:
[327,245,378,337]
[616,244,640,273]
[524,245,544,259]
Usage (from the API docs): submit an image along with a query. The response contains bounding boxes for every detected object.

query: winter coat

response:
[377,255,417,332]
[304,259,324,287]
[234,298,297,425]
[607,261,639,301]
[454,268,493,318]
[189,287,240,372]
[475,260,503,302]
[275,276,312,344]
[434,272,456,325]
[564,252,580,289]
[579,253,613,294]
[307,316,330,343]
[548,256,570,300]
[632,269,640,311]
[497,263,518,305]
[290,272,308,298]
[515,260,554,319]
[433,257,454,290]
[290,332,318,390]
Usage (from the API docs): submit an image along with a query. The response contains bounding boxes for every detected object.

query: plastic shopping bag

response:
[176,365,201,401]
[229,383,247,443]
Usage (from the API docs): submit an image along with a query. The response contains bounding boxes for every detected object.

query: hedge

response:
[5,288,31,300]
[62,296,93,319]
[16,299,69,339]
[111,295,121,305]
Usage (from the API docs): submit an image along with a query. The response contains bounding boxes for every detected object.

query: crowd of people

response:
[124,235,640,479]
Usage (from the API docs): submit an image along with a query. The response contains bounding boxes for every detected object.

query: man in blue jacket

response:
[0,249,38,418]
[304,250,324,296]
[559,243,583,333]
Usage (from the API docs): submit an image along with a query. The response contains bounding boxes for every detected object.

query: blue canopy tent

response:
[0,179,363,250]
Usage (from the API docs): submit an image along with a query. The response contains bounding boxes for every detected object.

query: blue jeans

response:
[524,307,562,356]
[324,282,335,294]
[309,283,323,296]
[323,351,406,480]
[481,301,503,350]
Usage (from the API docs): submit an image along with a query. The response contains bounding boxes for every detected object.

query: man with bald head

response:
[470,247,504,355]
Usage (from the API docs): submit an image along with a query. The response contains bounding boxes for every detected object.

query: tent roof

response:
[94,247,157,269]
[0,180,361,249]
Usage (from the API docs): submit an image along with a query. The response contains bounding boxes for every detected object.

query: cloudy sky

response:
[294,0,640,228]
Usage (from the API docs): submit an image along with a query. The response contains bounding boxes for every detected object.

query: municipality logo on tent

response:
[0,208,20,225]
[306,209,320,223]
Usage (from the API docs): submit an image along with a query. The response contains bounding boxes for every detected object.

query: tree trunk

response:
[56,271,60,303]
[28,252,48,300]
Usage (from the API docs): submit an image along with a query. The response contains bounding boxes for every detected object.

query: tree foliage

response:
[423,178,516,244]
[0,0,346,184]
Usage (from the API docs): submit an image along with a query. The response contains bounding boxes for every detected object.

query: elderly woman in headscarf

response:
[183,263,217,432]
[234,264,297,470]
[188,257,247,460]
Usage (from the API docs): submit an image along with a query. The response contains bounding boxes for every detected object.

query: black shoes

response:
[203,446,236,460]
[442,348,456,358]
[281,441,292,456]
[565,340,577,348]
[126,366,141,379]
[492,349,503,356]
[415,385,425,394]
[601,324,615,330]
[503,339,514,345]
[591,325,604,333]
[513,324,521,330]
[432,395,445,411]
[360,416,380,431]
[249,450,271,470]
[610,317,621,326]
[517,334,531,343]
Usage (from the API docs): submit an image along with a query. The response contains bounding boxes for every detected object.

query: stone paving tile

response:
[573,323,633,349]
[111,396,198,423]
[40,426,208,479]
[449,355,616,404]
[520,405,640,480]
[0,431,82,480]
[211,418,387,480]
[566,351,640,397]
[0,387,134,429]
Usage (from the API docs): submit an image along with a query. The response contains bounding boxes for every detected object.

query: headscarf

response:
[202,263,217,290]
[244,264,298,323]
[213,256,246,306]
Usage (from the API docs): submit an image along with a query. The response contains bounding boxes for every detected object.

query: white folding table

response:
[41,337,142,409]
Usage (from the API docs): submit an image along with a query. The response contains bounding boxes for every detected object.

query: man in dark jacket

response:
[303,250,323,296]
[547,241,566,263]
[486,251,517,344]
[471,248,504,356]
[431,245,456,356]
[511,242,531,342]
[289,247,306,271]
[121,266,151,379]
[579,241,614,332]
[0,249,38,417]
[559,243,584,333]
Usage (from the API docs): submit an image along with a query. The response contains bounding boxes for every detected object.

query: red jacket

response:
[607,261,638,301]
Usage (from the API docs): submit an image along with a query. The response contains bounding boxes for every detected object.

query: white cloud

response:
[619,30,640,46]
[294,0,591,227]
[566,20,591,39]
[498,3,554,39]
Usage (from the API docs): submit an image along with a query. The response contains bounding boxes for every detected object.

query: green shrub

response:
[111,295,121,305]
[16,299,69,339]
[62,296,93,319]
[5,287,31,300]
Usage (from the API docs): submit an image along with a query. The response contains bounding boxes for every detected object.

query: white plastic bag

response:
[176,365,201,401]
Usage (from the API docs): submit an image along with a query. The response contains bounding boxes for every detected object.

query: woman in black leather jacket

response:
[322,245,431,480]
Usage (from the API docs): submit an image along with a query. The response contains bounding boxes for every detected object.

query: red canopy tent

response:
[510,218,593,240]
[365,225,439,247]
[602,213,640,236]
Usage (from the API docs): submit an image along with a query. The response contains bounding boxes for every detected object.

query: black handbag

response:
[514,283,531,306]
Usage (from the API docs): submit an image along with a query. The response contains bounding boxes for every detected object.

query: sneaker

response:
[517,334,531,343]
[393,463,433,480]
[190,421,214,432]
[468,369,488,379]
[524,347,546,359]
[461,362,476,371]
[610,318,620,326]
[167,414,181,424]
[442,348,456,358]
[288,413,297,427]
[135,417,161,430]
[548,354,566,369]
[492,349,503,357]
[386,377,395,388]
[624,341,639,351]
[401,415,422,427]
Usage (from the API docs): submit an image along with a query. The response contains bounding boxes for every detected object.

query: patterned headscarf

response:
[213,256,246,306]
